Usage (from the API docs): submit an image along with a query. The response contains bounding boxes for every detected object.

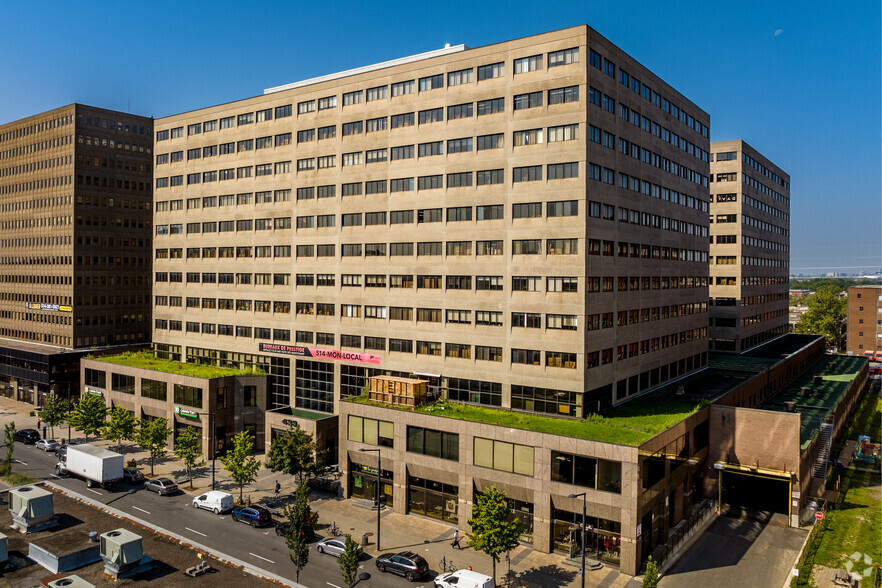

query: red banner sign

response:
[259,343,381,365]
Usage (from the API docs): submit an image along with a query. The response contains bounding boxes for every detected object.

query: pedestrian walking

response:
[451,529,461,549]
[274,480,281,496]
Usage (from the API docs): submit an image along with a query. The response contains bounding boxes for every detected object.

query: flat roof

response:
[763,355,867,448]
[92,351,262,379]
[267,406,334,421]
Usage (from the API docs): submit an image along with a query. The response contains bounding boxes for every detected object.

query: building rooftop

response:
[267,406,335,421]
[92,351,264,379]
[762,355,867,448]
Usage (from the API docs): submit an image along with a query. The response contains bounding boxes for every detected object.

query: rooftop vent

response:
[813,375,823,385]
[48,576,96,588]
[784,401,796,412]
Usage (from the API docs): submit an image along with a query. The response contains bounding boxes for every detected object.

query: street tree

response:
[173,426,205,489]
[2,422,15,475]
[643,556,659,588]
[265,425,320,484]
[68,394,108,442]
[102,405,137,453]
[795,291,847,350]
[466,484,523,583]
[282,487,313,584]
[338,534,361,588]
[220,430,261,503]
[41,393,69,440]
[134,418,171,476]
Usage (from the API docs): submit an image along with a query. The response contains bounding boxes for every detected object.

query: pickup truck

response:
[56,444,124,488]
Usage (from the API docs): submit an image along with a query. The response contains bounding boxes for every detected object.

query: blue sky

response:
[1,0,879,276]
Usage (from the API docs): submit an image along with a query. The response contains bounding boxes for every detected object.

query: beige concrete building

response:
[709,140,790,352]
[0,104,153,405]
[846,285,882,358]
[151,25,711,424]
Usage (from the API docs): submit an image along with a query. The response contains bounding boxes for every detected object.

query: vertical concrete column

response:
[532,489,552,553]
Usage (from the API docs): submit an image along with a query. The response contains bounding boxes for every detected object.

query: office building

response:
[0,104,154,405]
[847,285,882,358]
[708,140,790,352]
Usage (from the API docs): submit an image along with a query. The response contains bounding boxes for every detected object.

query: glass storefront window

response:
[350,462,394,506]
[552,507,621,564]
[408,475,458,523]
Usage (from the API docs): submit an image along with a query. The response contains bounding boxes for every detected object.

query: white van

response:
[434,569,495,588]
[192,490,233,514]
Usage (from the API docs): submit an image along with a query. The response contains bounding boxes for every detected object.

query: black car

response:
[375,551,429,582]
[15,429,40,444]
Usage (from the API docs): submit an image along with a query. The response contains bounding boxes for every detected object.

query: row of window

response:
[0,173,72,195]
[0,154,73,178]
[0,113,74,145]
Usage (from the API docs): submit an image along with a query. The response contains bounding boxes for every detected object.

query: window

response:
[174,384,203,408]
[418,175,443,190]
[391,210,413,224]
[477,62,504,80]
[447,137,473,153]
[514,54,542,74]
[546,314,578,330]
[473,437,533,476]
[447,172,473,187]
[548,124,579,142]
[476,276,503,290]
[366,85,387,101]
[548,162,579,179]
[513,276,541,291]
[513,166,542,183]
[343,121,363,136]
[347,416,394,447]
[418,142,442,157]
[417,242,442,256]
[477,204,503,220]
[318,125,336,140]
[408,426,459,460]
[343,90,362,106]
[441,68,472,90]
[547,277,578,292]
[547,200,578,217]
[475,345,502,361]
[366,148,387,163]
[514,128,543,146]
[448,103,473,120]
[512,202,541,218]
[548,47,579,67]
[547,238,578,254]
[342,151,363,166]
[365,180,387,194]
[418,108,443,124]
[512,312,541,328]
[391,79,415,96]
[390,178,414,192]
[513,240,541,255]
[275,132,292,146]
[477,97,505,116]
[298,100,315,114]
[317,156,335,169]
[477,133,503,150]
[318,95,336,110]
[514,92,543,110]
[447,206,472,222]
[477,169,504,185]
[548,86,579,104]
[418,74,444,91]
[391,145,414,160]
[391,112,414,128]
[446,242,472,256]
[275,104,292,118]
[551,451,621,493]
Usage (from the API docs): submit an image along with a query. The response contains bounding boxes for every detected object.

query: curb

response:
[43,480,307,588]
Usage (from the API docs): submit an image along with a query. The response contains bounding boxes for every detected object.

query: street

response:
[7,441,434,588]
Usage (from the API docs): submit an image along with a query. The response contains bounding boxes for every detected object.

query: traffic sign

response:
[815,511,824,521]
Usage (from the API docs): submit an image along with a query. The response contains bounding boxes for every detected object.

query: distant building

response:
[846,285,882,358]
[708,140,790,352]
[0,104,154,405]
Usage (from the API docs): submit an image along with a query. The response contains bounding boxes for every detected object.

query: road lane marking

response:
[132,506,151,515]
[326,584,342,588]
[13,459,27,465]
[86,488,102,495]
[249,552,274,564]
[185,527,207,537]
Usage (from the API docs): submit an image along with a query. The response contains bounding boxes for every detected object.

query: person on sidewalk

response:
[274,480,281,496]
[451,529,461,549]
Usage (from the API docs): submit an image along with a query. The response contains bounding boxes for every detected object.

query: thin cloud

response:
[774,29,783,36]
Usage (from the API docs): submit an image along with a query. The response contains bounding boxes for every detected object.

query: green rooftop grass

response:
[347,395,702,446]
[92,351,264,379]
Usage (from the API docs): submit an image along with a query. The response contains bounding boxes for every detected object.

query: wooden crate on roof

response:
[368,375,428,409]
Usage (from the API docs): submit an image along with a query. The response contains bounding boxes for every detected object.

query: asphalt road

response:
[8,441,436,588]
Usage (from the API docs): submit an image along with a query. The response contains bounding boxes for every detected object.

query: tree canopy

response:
[220,430,261,503]
[134,418,171,476]
[795,290,847,350]
[466,484,523,583]
[173,426,205,488]
[102,405,137,452]
[41,393,69,440]
[338,534,361,587]
[265,425,320,483]
[68,394,108,442]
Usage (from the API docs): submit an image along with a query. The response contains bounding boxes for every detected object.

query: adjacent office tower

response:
[709,140,790,352]
[0,104,153,404]
[150,25,711,420]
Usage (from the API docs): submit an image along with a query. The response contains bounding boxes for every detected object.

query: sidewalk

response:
[0,395,636,588]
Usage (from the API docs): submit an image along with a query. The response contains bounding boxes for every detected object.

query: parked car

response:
[15,429,40,444]
[435,569,496,588]
[122,467,145,484]
[55,443,77,461]
[375,551,430,582]
[231,505,273,528]
[316,536,362,558]
[35,439,59,452]
[193,491,234,514]
[144,477,178,495]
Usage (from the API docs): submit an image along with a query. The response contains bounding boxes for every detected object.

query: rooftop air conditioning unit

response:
[48,576,96,588]
[100,529,144,578]
[8,485,55,532]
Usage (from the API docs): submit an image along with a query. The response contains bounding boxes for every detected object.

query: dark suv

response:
[375,551,429,582]
[231,505,273,528]
[15,429,40,444]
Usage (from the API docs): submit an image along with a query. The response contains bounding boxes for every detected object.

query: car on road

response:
[15,429,40,444]
[55,442,78,461]
[315,537,362,558]
[192,491,233,514]
[231,505,272,528]
[122,467,145,484]
[144,477,178,495]
[375,551,430,582]
[35,439,59,452]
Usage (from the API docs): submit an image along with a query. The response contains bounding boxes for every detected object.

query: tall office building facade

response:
[708,140,790,352]
[0,104,153,404]
[150,25,710,422]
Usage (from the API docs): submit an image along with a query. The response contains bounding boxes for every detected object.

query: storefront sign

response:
[281,418,299,428]
[259,343,381,365]
[25,302,72,313]
[85,387,103,397]
[174,406,199,419]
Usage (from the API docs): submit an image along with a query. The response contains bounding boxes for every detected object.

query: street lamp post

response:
[359,448,381,551]
[568,492,587,588]
[66,382,72,444]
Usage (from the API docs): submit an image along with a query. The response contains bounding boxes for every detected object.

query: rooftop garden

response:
[346,394,703,446]
[90,351,265,379]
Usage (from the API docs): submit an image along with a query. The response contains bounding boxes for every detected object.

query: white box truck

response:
[56,444,124,488]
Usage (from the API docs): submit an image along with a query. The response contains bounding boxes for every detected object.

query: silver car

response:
[144,477,178,495]
[35,439,59,452]
[316,537,362,558]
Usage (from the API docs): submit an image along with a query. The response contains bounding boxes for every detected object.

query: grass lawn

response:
[846,389,882,442]
[93,351,264,379]
[349,396,701,446]
[813,468,881,570]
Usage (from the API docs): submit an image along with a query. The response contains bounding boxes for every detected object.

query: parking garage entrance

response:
[718,466,792,524]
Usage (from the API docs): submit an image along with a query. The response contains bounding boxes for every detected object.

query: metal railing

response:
[652,499,716,571]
